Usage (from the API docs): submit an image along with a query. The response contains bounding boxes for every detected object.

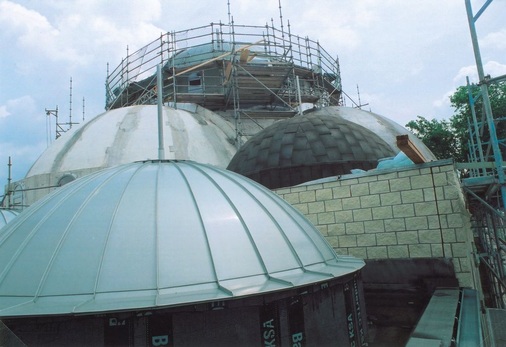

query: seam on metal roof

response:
[185,161,271,278]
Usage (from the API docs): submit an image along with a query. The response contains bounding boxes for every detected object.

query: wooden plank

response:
[239,49,250,63]
[396,135,427,164]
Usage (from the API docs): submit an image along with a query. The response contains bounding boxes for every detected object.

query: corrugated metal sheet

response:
[0,160,363,317]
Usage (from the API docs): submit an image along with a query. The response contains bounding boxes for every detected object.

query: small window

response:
[58,174,76,187]
[188,72,203,93]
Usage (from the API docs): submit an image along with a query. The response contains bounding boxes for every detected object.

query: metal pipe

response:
[7,156,12,208]
[465,0,506,208]
[157,65,165,160]
[296,76,303,115]
[467,76,486,175]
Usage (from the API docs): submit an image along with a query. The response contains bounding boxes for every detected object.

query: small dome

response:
[227,111,397,188]
[0,160,363,317]
[227,107,437,189]
[0,209,18,229]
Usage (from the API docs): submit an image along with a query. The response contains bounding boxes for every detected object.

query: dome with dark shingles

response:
[227,113,396,188]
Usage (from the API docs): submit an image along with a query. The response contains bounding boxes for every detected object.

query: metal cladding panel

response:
[0,209,18,229]
[0,160,364,317]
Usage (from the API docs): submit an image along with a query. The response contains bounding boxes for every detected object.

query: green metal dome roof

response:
[0,160,363,318]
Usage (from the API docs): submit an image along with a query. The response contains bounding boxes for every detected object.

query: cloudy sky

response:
[1,0,506,189]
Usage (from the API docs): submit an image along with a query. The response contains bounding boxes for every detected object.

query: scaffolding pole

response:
[465,0,506,208]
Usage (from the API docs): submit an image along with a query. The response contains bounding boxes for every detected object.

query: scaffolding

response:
[463,0,506,309]
[105,22,342,146]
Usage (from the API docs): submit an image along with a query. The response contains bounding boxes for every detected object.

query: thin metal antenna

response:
[356,84,369,109]
[69,77,73,128]
[82,97,85,122]
[357,85,362,109]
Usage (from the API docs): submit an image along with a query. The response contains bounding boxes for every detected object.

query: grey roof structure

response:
[0,160,363,318]
[227,111,398,188]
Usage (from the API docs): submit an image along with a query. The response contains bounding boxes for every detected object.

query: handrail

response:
[105,22,341,110]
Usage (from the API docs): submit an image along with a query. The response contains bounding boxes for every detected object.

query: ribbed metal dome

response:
[227,112,397,188]
[0,160,363,318]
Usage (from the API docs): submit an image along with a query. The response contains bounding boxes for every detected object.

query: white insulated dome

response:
[0,160,363,317]
[27,105,237,178]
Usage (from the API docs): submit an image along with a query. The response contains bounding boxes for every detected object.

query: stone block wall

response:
[275,160,477,288]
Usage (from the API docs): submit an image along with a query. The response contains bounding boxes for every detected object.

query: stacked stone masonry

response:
[275,160,476,288]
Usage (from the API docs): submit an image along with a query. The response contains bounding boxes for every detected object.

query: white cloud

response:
[0,0,166,69]
[453,65,478,84]
[484,61,506,77]
[0,96,35,120]
[482,29,506,50]
[0,105,9,119]
[454,61,506,85]
[433,90,454,109]
[0,1,55,37]
[0,1,87,66]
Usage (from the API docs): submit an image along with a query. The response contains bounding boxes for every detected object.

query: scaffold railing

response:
[105,22,341,111]
[465,187,506,309]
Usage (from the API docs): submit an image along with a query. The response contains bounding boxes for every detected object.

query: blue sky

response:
[1,0,506,189]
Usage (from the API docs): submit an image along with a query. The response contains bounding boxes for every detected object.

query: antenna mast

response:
[356,85,369,109]
[69,77,73,128]
[45,78,79,141]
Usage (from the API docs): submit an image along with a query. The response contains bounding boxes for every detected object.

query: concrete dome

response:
[27,105,236,178]
[227,107,436,189]
[16,104,238,206]
[0,160,363,317]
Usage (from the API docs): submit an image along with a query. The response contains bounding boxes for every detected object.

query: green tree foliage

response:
[406,81,506,162]
[406,116,462,161]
